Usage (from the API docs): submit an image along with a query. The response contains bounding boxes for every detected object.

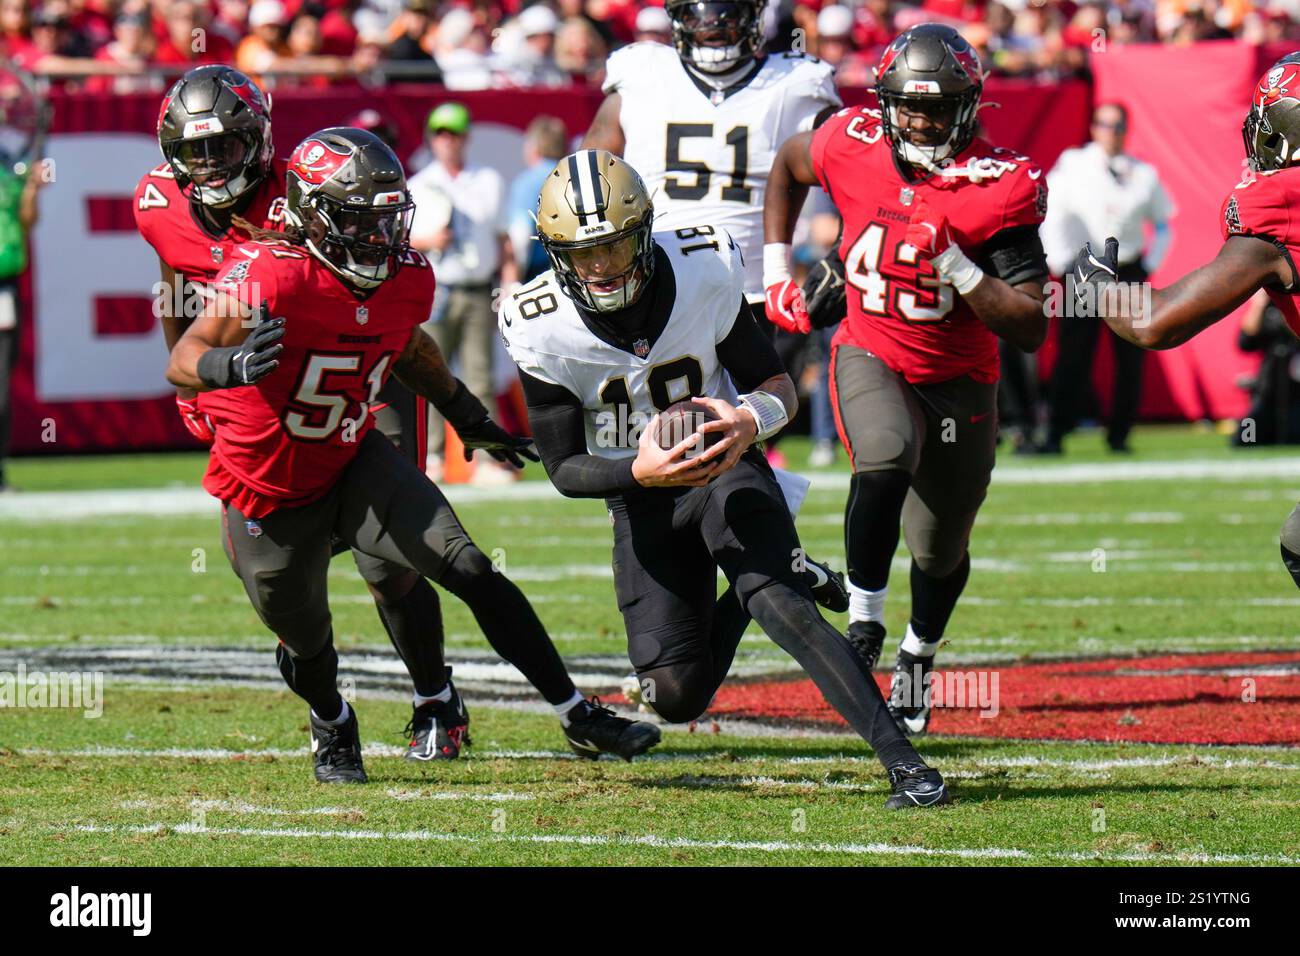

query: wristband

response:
[931,244,986,295]
[738,390,789,442]
[763,242,794,286]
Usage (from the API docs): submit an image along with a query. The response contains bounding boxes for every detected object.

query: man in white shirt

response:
[1041,101,1176,454]
[408,102,520,479]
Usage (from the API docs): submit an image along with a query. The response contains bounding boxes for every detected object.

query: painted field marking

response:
[60,822,1300,865]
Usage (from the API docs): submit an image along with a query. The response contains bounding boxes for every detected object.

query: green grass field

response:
[2,427,1299,866]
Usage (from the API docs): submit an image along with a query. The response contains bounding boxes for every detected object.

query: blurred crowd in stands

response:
[0,0,1296,92]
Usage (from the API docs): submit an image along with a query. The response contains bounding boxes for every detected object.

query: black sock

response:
[748,583,920,769]
[909,553,971,642]
[373,576,447,697]
[440,545,578,706]
[845,470,911,590]
[275,639,343,719]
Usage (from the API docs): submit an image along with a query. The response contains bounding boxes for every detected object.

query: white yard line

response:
[5,456,1300,521]
[59,822,1300,865]
[17,746,1300,768]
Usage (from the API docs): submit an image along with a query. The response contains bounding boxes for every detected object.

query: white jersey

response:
[604,42,841,300]
[500,227,746,460]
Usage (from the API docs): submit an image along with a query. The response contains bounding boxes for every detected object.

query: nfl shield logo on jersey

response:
[899,187,915,206]
[634,338,650,358]
[210,245,224,264]
[356,305,369,325]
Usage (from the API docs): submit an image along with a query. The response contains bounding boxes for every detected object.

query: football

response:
[654,400,724,458]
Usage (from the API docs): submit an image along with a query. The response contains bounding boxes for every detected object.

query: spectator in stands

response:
[496,3,568,88]
[155,0,237,66]
[407,102,519,484]
[0,0,34,65]
[506,114,567,282]
[557,0,616,49]
[210,0,249,48]
[318,0,359,55]
[1041,101,1176,455]
[385,0,439,76]
[633,5,672,44]
[816,4,874,87]
[434,6,493,90]
[554,15,606,85]
[236,0,290,78]
[87,10,158,93]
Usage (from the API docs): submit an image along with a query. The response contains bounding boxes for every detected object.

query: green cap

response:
[427,102,471,135]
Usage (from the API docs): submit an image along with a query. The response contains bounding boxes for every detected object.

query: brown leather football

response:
[654,400,723,457]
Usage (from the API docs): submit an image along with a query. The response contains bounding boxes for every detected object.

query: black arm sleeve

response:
[517,369,641,499]
[716,297,787,392]
[975,224,1050,288]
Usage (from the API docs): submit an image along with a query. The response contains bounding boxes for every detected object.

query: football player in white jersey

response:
[500,150,950,809]
[582,0,840,306]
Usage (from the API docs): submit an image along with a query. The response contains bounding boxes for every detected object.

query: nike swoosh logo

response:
[569,737,601,752]
[240,248,260,259]
[1029,168,1042,180]
[970,412,991,424]
[905,785,948,806]
[806,563,829,588]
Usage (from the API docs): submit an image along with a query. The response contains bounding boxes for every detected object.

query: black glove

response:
[197,304,285,389]
[802,247,847,330]
[438,380,540,469]
[1072,237,1119,316]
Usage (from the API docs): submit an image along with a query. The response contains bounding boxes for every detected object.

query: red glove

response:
[902,197,954,260]
[764,278,811,334]
[176,394,215,445]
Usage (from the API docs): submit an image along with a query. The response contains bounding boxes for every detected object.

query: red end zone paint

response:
[702,652,1300,745]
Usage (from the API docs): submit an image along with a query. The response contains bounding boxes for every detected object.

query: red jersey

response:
[1221,167,1300,336]
[200,242,435,518]
[134,157,288,285]
[811,107,1047,384]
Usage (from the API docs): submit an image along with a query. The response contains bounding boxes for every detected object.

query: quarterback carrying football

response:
[765,24,1051,734]
[1074,52,1300,592]
[167,128,661,782]
[500,149,950,809]
[582,0,847,608]
[137,66,475,762]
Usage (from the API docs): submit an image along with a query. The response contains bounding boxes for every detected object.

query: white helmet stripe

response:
[570,150,605,228]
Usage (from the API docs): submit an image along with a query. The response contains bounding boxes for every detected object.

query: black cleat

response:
[563,696,662,761]
[889,649,935,736]
[309,706,368,784]
[845,620,887,671]
[404,667,471,761]
[884,763,951,809]
[805,557,849,613]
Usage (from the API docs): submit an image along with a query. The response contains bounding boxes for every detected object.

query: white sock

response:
[899,623,942,658]
[413,685,452,709]
[312,699,351,726]
[848,583,888,625]
[554,690,585,726]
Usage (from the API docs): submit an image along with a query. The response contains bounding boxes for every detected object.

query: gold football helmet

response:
[537,149,655,313]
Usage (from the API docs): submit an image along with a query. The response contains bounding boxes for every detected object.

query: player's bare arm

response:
[962,276,1048,352]
[392,325,460,406]
[1076,234,1291,351]
[166,290,282,391]
[764,132,817,244]
[761,133,818,331]
[580,93,626,155]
